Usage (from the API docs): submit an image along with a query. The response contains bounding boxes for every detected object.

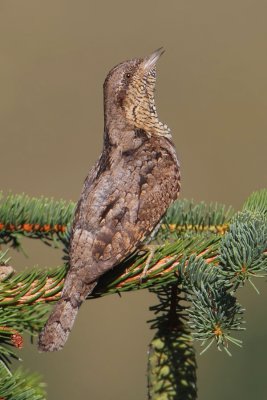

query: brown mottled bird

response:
[38,48,181,352]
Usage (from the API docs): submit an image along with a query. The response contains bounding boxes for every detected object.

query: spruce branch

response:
[0,192,75,248]
[219,209,267,291]
[178,256,245,355]
[0,362,46,400]
[0,192,233,250]
[0,236,220,308]
[243,188,267,215]
[148,285,197,399]
[160,199,233,239]
[0,189,266,399]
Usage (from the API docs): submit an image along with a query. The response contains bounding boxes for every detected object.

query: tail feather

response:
[38,282,97,352]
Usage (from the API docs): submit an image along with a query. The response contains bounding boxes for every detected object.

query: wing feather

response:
[69,137,180,282]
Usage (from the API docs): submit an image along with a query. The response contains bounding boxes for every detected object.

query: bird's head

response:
[103,48,170,137]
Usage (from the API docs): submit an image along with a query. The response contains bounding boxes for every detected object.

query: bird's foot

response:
[138,244,159,283]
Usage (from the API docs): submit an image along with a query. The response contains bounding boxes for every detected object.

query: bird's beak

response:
[143,47,165,72]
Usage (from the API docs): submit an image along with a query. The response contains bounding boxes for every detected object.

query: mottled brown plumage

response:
[38,48,181,352]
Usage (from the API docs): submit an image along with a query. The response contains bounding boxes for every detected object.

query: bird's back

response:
[69,131,180,283]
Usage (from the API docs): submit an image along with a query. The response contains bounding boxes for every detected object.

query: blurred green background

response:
[0,1,266,399]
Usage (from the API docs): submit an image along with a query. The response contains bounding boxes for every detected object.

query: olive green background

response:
[0,1,266,399]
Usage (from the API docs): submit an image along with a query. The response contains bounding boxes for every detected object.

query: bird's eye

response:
[125,72,131,79]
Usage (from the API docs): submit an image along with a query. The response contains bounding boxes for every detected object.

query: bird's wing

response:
[69,139,180,283]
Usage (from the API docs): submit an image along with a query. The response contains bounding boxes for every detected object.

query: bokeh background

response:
[1,1,266,399]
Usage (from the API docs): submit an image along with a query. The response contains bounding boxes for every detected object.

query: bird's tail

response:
[38,281,97,352]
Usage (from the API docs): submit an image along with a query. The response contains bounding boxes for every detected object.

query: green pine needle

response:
[219,210,267,288]
[243,188,267,215]
[0,361,46,400]
[0,190,265,398]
